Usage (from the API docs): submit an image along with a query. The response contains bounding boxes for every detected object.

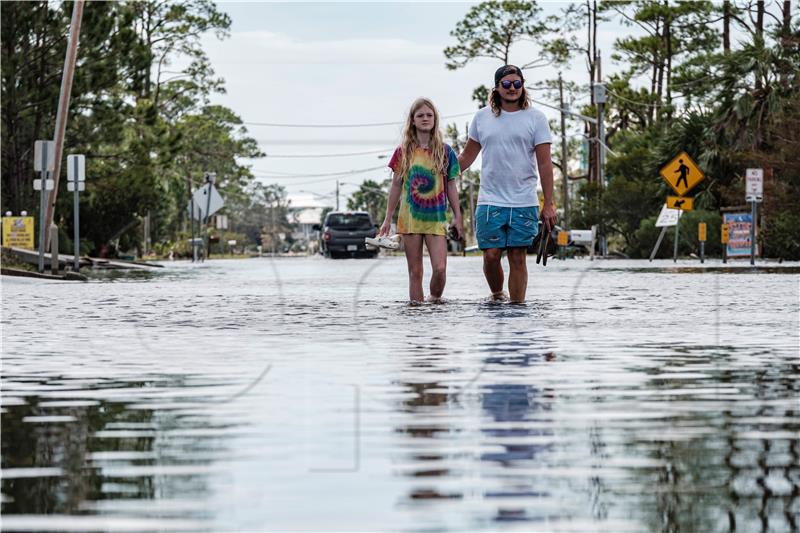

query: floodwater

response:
[1,256,798,532]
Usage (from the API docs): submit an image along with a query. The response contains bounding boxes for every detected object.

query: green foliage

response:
[1,1,264,258]
[444,1,550,70]
[630,210,721,259]
[347,179,389,223]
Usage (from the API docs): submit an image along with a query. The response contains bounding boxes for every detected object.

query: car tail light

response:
[323,231,331,241]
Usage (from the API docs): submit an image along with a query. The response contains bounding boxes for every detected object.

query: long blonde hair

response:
[396,98,447,180]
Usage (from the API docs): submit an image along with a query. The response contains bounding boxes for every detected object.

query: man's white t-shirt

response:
[468,106,552,207]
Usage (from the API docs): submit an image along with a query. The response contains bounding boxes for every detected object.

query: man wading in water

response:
[458,65,556,303]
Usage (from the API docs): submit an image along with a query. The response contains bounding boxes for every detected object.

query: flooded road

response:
[2,256,798,532]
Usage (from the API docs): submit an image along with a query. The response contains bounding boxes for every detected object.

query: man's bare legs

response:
[507,247,528,302]
[403,234,425,302]
[483,248,504,298]
[483,247,528,302]
[424,234,447,301]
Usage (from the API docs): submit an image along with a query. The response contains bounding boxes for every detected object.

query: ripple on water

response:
[2,258,798,531]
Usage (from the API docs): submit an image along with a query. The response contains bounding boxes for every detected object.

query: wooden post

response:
[44,1,85,250]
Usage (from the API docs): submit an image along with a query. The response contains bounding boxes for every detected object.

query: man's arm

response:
[457,138,481,171]
[535,143,557,231]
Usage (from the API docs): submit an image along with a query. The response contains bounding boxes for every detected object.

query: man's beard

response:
[502,95,521,105]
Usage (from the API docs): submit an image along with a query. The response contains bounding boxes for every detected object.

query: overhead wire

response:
[243,111,475,128]
[260,148,392,158]
[252,164,387,179]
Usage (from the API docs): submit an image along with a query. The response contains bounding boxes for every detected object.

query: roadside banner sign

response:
[721,223,729,244]
[723,213,757,257]
[745,168,763,202]
[698,222,707,241]
[660,151,704,196]
[666,196,693,211]
[2,216,35,249]
[655,204,681,227]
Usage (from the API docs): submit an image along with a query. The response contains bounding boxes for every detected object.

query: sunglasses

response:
[500,80,523,89]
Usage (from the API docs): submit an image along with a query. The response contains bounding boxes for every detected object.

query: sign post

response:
[660,152,705,263]
[721,223,729,264]
[203,173,215,261]
[33,140,55,272]
[698,222,707,263]
[187,175,224,262]
[67,154,85,271]
[745,168,763,266]
[650,204,681,261]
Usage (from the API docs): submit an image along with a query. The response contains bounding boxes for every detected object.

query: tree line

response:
[437,0,799,258]
[1,0,289,257]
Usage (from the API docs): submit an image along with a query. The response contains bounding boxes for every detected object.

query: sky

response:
[200,1,635,207]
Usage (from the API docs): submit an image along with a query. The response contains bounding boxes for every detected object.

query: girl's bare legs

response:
[403,234,425,302]
[424,234,448,301]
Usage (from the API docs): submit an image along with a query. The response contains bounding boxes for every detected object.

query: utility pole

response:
[44,0,85,250]
[594,50,607,257]
[336,180,340,211]
[558,73,569,230]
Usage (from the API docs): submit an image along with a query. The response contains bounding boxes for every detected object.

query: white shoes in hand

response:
[365,234,401,250]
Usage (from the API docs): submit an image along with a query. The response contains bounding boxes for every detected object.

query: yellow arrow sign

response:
[660,152,704,196]
[666,196,694,211]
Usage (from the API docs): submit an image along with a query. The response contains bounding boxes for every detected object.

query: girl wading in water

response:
[377,98,462,304]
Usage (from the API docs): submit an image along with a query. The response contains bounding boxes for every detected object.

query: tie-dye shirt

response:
[388,144,460,235]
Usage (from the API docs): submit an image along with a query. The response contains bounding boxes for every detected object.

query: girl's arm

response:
[446,179,463,239]
[379,172,403,235]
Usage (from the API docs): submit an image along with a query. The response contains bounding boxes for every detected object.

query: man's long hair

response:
[396,97,447,180]
[489,85,531,116]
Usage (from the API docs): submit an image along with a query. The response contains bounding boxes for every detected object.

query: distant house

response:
[287,194,332,241]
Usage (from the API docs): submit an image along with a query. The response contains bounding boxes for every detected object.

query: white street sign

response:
[655,203,681,227]
[33,140,55,172]
[187,200,204,220]
[67,154,86,181]
[191,183,224,220]
[33,179,55,191]
[745,168,763,196]
[227,239,237,246]
[67,182,85,192]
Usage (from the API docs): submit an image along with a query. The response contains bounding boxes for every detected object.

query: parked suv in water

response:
[313,211,378,258]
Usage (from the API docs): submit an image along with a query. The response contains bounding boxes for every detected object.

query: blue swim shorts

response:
[475,205,539,250]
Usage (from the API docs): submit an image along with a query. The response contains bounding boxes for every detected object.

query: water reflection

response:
[479,343,555,524]
[1,258,798,531]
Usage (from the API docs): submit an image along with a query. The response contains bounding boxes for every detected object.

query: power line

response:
[252,164,387,179]
[261,148,392,158]
[243,111,475,128]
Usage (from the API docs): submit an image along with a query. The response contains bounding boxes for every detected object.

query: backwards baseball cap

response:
[494,65,524,87]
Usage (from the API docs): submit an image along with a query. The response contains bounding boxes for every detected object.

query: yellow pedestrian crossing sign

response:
[666,196,693,211]
[660,152,704,196]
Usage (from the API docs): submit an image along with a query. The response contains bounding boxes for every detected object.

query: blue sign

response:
[724,212,758,257]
